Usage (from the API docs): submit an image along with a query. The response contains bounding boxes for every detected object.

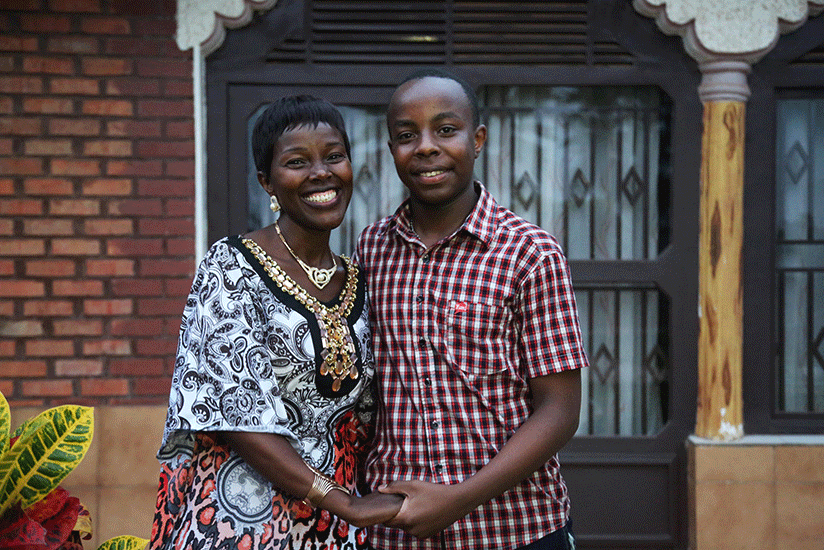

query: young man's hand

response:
[378,480,472,538]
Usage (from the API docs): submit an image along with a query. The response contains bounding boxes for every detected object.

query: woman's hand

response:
[322,490,405,528]
[378,480,471,538]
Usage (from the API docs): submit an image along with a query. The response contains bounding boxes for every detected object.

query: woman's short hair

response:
[252,95,351,180]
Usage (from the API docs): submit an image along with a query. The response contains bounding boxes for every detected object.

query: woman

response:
[150,95,402,550]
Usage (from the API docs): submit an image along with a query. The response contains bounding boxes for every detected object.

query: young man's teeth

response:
[306,190,337,203]
[420,170,445,177]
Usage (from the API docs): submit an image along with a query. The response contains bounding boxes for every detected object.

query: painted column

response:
[694,62,750,440]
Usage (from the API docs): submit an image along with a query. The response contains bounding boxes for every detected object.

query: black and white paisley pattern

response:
[152,237,375,550]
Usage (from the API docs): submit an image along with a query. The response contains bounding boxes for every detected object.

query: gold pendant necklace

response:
[274,221,337,290]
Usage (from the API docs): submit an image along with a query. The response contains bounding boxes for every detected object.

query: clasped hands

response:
[375,479,472,539]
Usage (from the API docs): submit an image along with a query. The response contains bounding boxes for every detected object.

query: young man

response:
[356,68,587,550]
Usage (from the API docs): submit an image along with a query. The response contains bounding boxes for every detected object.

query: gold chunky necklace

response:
[274,220,337,290]
[242,238,359,392]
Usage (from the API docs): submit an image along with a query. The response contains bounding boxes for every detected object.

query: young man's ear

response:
[474,124,487,158]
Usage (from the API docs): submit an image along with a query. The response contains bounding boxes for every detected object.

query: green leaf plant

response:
[0,391,148,550]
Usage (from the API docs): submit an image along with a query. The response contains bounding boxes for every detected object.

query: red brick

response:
[50,77,100,95]
[0,320,44,337]
[0,299,14,315]
[166,239,195,258]
[107,198,162,216]
[0,36,39,53]
[139,259,193,277]
[137,140,193,158]
[0,76,42,94]
[109,356,164,375]
[0,117,41,135]
[53,279,103,296]
[46,36,98,55]
[166,120,194,139]
[0,381,13,396]
[136,59,190,79]
[49,118,100,136]
[0,259,13,273]
[81,98,132,116]
[0,98,11,115]
[23,97,75,114]
[81,178,132,195]
[111,278,163,296]
[138,218,193,236]
[22,56,74,75]
[51,238,100,255]
[80,378,128,397]
[0,279,44,296]
[134,19,175,36]
[82,57,131,76]
[23,299,73,316]
[138,178,193,197]
[106,159,162,177]
[24,138,73,156]
[109,317,163,337]
[24,177,74,195]
[21,379,74,397]
[0,139,10,156]
[85,258,133,276]
[0,360,48,378]
[0,157,43,175]
[137,298,185,316]
[137,99,192,118]
[83,218,132,235]
[105,77,160,96]
[0,198,43,215]
[54,359,102,376]
[163,79,193,97]
[107,237,163,256]
[49,198,100,215]
[54,319,102,336]
[104,36,155,56]
[165,277,193,296]
[0,219,12,236]
[135,337,176,356]
[0,340,15,356]
[83,339,130,355]
[25,339,75,357]
[0,178,14,194]
[84,139,131,157]
[19,14,72,33]
[26,258,76,277]
[132,376,171,396]
[80,16,130,35]
[165,199,193,217]
[49,0,102,13]
[50,158,101,176]
[23,219,74,236]
[0,239,45,256]
[5,1,47,12]
[164,160,195,178]
[106,119,160,137]
[83,298,131,315]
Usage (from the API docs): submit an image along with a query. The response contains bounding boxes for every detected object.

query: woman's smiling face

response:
[261,122,353,232]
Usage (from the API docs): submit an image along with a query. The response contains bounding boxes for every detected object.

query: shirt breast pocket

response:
[445,299,512,376]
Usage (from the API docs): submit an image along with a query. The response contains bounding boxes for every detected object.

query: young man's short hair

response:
[396,68,481,128]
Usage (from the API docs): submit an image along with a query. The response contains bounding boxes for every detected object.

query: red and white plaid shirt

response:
[356,184,588,550]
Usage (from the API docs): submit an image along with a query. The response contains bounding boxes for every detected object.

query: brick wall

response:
[0,0,193,407]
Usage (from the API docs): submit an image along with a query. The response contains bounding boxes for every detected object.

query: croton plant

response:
[0,391,148,550]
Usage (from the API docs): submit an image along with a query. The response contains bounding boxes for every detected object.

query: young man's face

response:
[387,76,486,207]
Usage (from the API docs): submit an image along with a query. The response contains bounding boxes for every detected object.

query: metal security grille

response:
[775,97,824,414]
[267,0,632,65]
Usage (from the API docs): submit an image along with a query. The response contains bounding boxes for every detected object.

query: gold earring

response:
[269,195,280,213]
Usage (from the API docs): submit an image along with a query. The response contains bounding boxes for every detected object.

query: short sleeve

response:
[159,240,299,452]
[517,248,589,379]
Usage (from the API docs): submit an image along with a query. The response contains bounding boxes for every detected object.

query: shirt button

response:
[434,464,443,473]
[431,420,439,429]
[418,337,427,347]
[415,295,424,303]
[421,254,430,263]
[423,377,432,386]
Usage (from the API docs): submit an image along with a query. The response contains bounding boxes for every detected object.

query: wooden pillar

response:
[695,61,750,440]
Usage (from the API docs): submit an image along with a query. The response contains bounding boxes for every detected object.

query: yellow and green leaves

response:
[0,392,9,457]
[97,535,150,550]
[0,394,94,516]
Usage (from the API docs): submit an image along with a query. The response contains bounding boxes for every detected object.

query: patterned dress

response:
[150,236,376,550]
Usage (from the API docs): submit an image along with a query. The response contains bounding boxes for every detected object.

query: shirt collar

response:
[387,182,499,248]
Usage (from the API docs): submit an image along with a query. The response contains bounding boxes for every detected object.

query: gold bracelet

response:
[303,466,351,507]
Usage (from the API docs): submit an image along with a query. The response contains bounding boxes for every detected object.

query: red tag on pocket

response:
[454,301,468,313]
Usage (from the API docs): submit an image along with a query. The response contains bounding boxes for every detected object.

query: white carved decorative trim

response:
[697,61,751,103]
[633,0,824,64]
[176,0,278,56]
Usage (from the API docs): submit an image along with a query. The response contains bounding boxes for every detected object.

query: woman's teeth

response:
[306,189,337,203]
[420,170,445,177]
